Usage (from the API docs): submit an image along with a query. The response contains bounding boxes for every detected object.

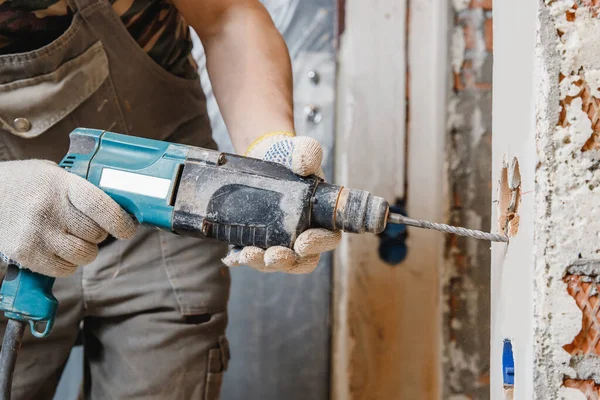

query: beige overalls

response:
[0,0,231,398]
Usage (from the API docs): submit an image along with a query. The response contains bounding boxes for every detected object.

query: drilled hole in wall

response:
[497,157,521,237]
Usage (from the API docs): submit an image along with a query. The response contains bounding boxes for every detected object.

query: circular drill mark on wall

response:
[497,157,521,237]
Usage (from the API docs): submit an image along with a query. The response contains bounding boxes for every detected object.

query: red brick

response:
[470,0,492,10]
[463,25,477,50]
[484,18,493,51]
[582,0,600,7]
[558,76,600,151]
[564,275,600,356]
[564,379,600,399]
[583,133,600,151]
[590,294,599,309]
[454,72,464,91]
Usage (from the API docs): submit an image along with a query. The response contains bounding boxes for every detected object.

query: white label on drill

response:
[99,168,171,199]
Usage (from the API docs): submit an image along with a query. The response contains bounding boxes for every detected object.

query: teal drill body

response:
[61,128,189,230]
[0,128,388,338]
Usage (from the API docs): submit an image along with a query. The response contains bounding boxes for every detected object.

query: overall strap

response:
[66,0,100,13]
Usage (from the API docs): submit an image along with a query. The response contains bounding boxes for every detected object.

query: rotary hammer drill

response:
[0,128,507,399]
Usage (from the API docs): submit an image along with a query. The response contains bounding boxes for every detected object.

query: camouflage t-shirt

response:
[0,0,197,78]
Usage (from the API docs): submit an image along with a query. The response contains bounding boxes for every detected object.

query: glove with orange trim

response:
[222,132,341,274]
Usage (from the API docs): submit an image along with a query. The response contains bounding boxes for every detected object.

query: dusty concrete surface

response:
[443,1,493,398]
[534,1,600,398]
[491,0,600,397]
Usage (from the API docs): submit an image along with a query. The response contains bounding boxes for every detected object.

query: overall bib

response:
[0,0,231,398]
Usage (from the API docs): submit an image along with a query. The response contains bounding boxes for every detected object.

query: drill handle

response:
[0,265,58,338]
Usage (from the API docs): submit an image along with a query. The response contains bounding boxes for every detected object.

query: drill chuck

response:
[335,188,389,234]
[312,186,388,234]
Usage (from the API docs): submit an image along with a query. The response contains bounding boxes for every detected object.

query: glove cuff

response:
[244,131,295,157]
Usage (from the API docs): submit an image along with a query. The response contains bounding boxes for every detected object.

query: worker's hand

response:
[222,132,341,274]
[0,160,137,277]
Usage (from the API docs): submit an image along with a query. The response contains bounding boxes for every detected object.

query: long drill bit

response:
[388,213,509,243]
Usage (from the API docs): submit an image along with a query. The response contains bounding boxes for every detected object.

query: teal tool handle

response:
[0,265,57,338]
[59,128,188,230]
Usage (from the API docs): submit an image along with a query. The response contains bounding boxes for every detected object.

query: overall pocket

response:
[0,40,127,162]
[205,335,230,400]
[0,41,109,139]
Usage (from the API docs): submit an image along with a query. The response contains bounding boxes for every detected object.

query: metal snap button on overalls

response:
[13,118,31,133]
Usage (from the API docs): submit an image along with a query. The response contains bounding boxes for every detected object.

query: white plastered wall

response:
[491,0,537,397]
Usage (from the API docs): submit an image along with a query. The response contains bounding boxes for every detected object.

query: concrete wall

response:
[536,1,600,398]
[493,0,600,398]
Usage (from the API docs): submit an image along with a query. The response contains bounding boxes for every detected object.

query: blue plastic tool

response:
[502,339,515,386]
[378,201,408,265]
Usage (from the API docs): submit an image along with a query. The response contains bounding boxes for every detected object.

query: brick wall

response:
[442,0,493,398]
[563,269,600,396]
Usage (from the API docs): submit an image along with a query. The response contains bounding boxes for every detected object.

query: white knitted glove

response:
[0,160,137,277]
[222,133,342,274]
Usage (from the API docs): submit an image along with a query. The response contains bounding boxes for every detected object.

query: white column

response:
[333,0,447,398]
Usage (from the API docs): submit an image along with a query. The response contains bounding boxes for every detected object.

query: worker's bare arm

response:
[173,0,294,154]
[173,0,344,272]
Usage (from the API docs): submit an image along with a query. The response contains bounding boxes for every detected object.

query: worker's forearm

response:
[188,4,295,154]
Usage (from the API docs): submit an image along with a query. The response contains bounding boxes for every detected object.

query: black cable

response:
[0,319,26,400]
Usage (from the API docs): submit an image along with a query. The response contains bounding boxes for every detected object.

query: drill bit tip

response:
[387,213,509,243]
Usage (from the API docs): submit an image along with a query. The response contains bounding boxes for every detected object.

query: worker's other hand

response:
[222,133,341,274]
[0,160,137,277]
